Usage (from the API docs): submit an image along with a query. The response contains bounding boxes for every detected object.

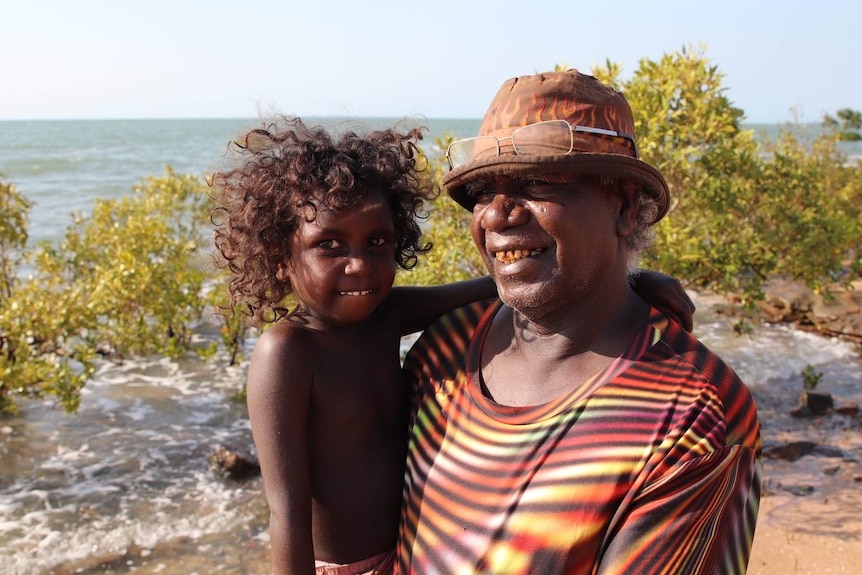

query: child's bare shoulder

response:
[253,320,314,356]
[247,321,317,395]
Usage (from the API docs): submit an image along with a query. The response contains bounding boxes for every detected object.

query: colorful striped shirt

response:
[396,300,762,575]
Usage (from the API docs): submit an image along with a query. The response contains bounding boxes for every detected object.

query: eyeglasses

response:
[445,119,638,169]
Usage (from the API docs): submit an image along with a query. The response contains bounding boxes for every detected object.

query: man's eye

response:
[466,182,489,197]
[523,181,568,200]
[467,184,494,205]
[521,177,550,188]
[473,192,495,206]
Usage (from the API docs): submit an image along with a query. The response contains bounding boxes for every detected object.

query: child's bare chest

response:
[305,328,406,446]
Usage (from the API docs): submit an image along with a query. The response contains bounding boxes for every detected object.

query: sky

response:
[2,0,860,123]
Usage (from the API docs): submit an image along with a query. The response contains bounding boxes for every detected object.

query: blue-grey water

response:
[2,118,859,246]
[1,119,861,574]
[0,117,482,246]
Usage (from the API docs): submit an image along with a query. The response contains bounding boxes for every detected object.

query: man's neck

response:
[480,287,649,407]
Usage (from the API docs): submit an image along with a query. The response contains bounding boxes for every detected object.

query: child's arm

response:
[631,270,696,332]
[391,275,497,336]
[246,323,315,575]
[390,271,694,336]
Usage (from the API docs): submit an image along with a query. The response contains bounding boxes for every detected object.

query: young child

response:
[211,117,497,575]
[210,117,695,575]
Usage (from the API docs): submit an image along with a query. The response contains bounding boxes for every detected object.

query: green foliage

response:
[396,137,486,287]
[594,46,862,304]
[0,168,220,414]
[801,364,824,390]
[823,108,862,141]
[201,276,253,367]
[732,318,754,336]
[0,176,31,300]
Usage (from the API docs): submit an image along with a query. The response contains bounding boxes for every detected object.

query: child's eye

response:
[318,239,342,249]
[369,237,388,247]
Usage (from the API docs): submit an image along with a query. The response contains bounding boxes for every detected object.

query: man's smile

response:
[494,248,545,264]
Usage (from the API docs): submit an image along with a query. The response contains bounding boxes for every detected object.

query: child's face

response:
[285,190,397,326]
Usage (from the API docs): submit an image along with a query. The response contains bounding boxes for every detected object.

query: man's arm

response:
[597,445,762,575]
[596,352,762,575]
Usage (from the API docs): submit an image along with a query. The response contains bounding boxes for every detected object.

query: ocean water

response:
[2,118,859,246]
[1,118,862,574]
[0,117,482,245]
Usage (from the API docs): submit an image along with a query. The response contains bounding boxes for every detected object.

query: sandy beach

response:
[748,465,862,574]
[746,402,862,574]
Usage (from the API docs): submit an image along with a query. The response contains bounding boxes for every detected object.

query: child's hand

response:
[632,271,696,332]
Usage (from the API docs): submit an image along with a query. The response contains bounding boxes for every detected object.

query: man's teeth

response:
[495,249,542,264]
[339,290,373,296]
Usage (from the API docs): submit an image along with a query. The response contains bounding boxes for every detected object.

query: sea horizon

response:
[2,117,859,246]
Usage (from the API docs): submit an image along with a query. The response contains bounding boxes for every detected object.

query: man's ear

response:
[615,182,640,238]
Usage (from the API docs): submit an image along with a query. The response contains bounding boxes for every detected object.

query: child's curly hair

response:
[210,116,437,326]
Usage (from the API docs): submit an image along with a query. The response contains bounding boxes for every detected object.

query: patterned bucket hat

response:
[442,70,670,224]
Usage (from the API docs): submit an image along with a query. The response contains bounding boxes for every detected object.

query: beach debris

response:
[835,402,860,416]
[757,278,862,340]
[791,395,859,418]
[781,484,816,496]
[800,390,835,415]
[763,441,845,462]
[764,441,818,461]
[207,444,260,480]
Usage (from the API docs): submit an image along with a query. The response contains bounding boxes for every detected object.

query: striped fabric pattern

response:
[396,300,762,575]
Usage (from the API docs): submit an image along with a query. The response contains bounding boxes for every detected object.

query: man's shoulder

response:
[640,310,761,450]
[646,310,747,390]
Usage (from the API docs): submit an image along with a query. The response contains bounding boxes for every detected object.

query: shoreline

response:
[30,285,862,574]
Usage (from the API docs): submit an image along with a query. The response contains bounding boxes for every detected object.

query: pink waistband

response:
[314,548,395,575]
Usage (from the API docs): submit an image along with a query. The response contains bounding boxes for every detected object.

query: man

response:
[395,70,761,574]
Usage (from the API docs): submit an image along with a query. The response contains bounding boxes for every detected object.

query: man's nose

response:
[478,193,529,231]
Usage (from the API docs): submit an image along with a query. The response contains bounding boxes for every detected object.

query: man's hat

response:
[442,70,670,224]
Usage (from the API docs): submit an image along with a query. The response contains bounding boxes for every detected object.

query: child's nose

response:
[344,253,373,276]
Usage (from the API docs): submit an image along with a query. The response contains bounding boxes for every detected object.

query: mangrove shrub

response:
[0,168,220,413]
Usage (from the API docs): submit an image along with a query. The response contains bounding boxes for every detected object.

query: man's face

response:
[469,175,632,321]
